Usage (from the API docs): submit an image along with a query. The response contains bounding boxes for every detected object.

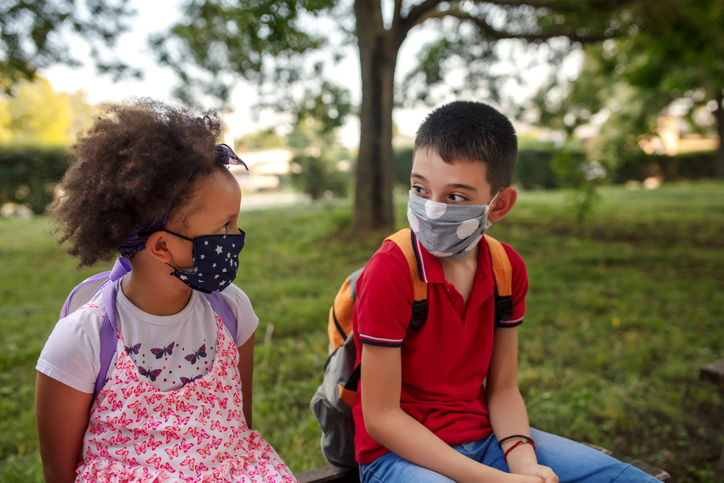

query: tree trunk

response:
[716,91,724,178]
[353,0,399,232]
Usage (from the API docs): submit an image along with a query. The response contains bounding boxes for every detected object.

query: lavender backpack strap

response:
[94,280,120,401]
[108,257,132,283]
[93,258,132,401]
[59,271,111,319]
[203,292,237,343]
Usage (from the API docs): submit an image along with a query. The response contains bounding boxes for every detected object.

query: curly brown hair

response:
[49,98,225,268]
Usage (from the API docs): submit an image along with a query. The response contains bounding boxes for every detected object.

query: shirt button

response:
[455,301,462,307]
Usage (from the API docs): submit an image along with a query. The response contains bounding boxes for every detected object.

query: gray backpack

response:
[309,229,430,468]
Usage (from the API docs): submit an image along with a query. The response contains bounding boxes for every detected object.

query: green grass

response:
[1,181,723,482]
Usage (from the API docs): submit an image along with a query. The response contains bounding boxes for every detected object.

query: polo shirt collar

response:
[411,230,493,288]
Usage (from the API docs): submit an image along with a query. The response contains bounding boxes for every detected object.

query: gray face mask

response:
[407,190,500,260]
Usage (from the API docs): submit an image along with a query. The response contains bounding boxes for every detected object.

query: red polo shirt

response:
[352,231,528,464]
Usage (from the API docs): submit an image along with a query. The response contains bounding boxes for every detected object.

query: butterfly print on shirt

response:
[150,342,175,359]
[185,344,207,365]
[181,375,203,386]
[124,343,141,355]
[138,366,162,382]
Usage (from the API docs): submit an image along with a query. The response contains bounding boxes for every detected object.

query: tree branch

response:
[402,0,643,39]
[394,0,403,23]
[403,0,446,33]
[391,0,404,33]
[418,8,608,43]
[479,0,642,8]
[478,0,560,6]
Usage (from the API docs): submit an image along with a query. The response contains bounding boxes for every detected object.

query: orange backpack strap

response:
[484,234,514,323]
[328,268,363,353]
[385,228,427,302]
[386,228,428,331]
[484,235,512,296]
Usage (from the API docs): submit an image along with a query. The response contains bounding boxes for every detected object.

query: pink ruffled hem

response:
[77,433,297,483]
[76,459,169,483]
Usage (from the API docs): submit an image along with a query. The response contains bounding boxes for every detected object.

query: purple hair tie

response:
[118,211,171,258]
[216,143,248,170]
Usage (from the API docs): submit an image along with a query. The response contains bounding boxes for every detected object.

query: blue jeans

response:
[359,428,658,483]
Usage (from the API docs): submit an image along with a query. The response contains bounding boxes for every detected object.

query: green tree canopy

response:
[537,0,724,175]
[153,0,633,229]
[238,129,288,151]
[0,0,139,94]
[153,0,662,230]
[0,76,94,145]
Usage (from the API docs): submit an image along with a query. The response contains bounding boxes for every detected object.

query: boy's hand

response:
[516,463,559,483]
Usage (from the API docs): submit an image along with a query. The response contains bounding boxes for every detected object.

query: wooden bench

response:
[296,465,357,483]
[295,442,671,482]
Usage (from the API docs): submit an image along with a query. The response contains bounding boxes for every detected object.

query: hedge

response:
[0,144,718,216]
[395,146,719,191]
[614,150,719,183]
[0,144,71,214]
[395,147,562,190]
[514,149,560,190]
[394,147,414,187]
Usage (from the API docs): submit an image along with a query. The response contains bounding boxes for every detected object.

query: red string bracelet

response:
[503,437,536,463]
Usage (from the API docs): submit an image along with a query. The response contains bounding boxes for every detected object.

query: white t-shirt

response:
[36,279,258,393]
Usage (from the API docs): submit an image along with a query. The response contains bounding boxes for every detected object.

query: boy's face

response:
[410,148,495,206]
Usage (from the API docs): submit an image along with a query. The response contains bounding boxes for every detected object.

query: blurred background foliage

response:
[286,83,352,200]
[2,0,724,217]
[5,0,721,230]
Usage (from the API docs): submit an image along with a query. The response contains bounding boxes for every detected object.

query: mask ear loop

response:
[160,229,197,278]
[162,229,194,243]
[482,190,504,231]
[488,189,502,209]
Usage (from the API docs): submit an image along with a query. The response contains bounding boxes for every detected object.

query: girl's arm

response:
[486,327,558,483]
[237,332,255,428]
[361,344,543,483]
[35,373,92,483]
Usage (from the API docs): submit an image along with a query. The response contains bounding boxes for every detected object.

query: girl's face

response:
[165,168,242,270]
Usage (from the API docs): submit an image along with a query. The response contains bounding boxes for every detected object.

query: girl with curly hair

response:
[35,99,297,483]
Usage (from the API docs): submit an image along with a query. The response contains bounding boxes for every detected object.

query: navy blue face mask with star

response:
[163,230,245,293]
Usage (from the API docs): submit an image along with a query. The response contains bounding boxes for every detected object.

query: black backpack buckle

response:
[495,295,514,323]
[409,300,428,331]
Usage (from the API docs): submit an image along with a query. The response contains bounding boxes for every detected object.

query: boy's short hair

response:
[414,101,517,195]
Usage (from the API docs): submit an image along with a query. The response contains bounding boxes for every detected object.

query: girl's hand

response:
[516,463,559,483]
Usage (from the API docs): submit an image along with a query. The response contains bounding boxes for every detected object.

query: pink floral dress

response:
[77,307,297,483]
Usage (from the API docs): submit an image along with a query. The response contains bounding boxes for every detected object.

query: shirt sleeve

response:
[496,243,528,328]
[355,241,415,348]
[222,284,259,347]
[35,309,102,394]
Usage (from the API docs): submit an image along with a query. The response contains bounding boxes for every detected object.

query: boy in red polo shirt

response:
[352,101,656,483]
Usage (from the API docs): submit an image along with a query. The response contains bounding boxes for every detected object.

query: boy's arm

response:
[237,332,255,428]
[486,327,557,483]
[361,344,544,483]
[35,372,92,483]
